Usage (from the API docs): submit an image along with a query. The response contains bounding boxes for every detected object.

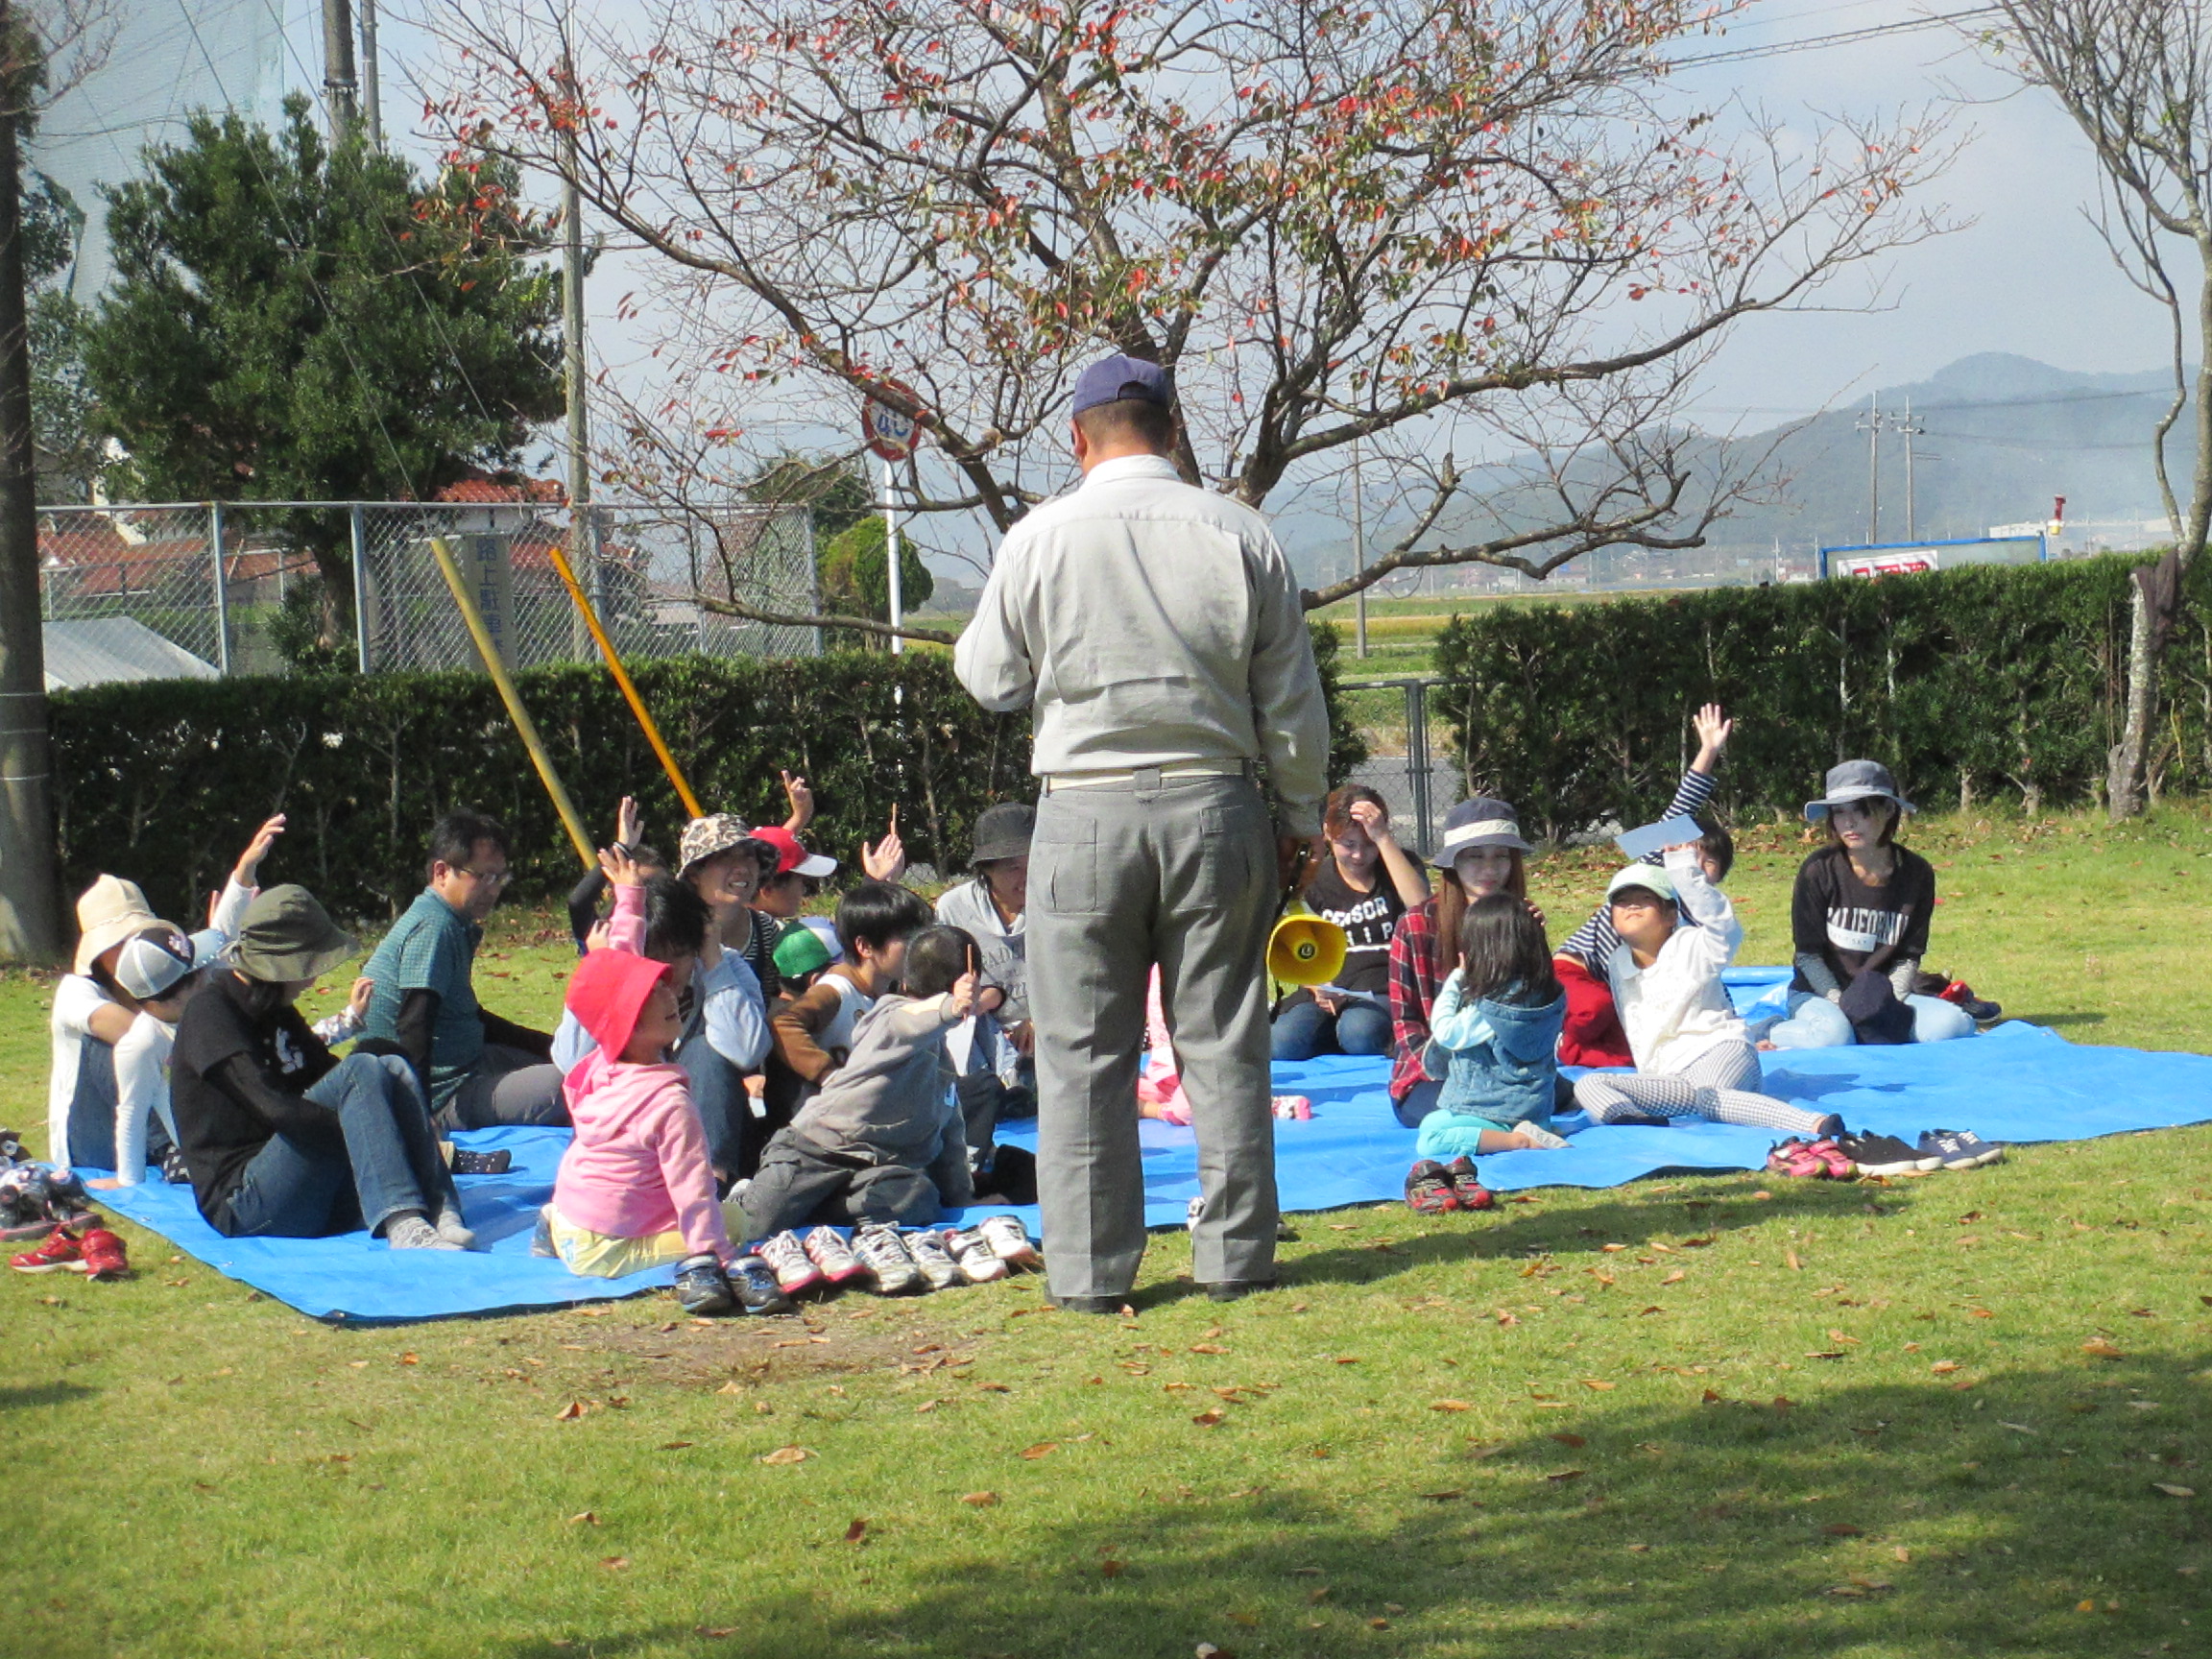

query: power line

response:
[1666,5,2003,69]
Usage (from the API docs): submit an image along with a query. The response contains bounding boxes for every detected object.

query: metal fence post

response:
[1406,678,1432,856]
[208,500,229,675]
[349,503,371,672]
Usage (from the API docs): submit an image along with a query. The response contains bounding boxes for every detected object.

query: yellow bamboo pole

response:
[427,536,595,868]
[541,535,705,819]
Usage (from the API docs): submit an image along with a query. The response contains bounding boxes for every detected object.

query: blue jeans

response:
[220,1054,458,1240]
[1272,998,1393,1061]
[1393,1076,1441,1129]
[679,1034,758,1179]
[1764,990,1977,1048]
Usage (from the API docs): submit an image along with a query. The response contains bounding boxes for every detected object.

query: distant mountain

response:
[1278,352,2186,589]
[1710,352,2182,552]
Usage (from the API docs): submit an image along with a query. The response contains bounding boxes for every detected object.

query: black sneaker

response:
[1203,1278,1280,1304]
[1836,1131,1940,1176]
[674,1253,736,1316]
[1047,1292,1125,1315]
[450,1148,512,1176]
[726,1254,797,1316]
[1917,1129,2005,1170]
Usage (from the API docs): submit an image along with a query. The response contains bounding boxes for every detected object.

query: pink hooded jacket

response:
[551,888,732,1262]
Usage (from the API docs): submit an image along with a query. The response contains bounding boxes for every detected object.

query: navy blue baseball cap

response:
[1071,353,1173,416]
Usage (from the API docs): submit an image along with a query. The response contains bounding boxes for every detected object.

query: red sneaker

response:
[1444,1156,1496,1212]
[10,1227,85,1273]
[1405,1160,1460,1214]
[77,1226,129,1282]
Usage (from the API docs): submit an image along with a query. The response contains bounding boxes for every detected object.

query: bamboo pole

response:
[542,532,704,819]
[427,535,594,867]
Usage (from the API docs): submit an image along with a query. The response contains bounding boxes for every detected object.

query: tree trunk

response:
[2105,577,2156,820]
[0,20,63,963]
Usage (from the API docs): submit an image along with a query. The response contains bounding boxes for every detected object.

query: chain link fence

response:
[36,500,820,686]
[1334,679,1461,859]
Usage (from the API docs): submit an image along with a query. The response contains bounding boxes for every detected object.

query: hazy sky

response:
[1666,0,2172,425]
[52,4,2182,494]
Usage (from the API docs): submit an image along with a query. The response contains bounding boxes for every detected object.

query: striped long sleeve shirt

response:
[1554,767,1719,966]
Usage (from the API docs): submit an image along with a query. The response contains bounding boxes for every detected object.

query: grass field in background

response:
[4,806,2208,1658]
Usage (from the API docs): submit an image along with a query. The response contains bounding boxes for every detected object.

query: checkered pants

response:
[1572,1039,1829,1136]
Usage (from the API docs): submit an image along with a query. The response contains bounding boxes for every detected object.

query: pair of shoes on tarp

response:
[1776,1128,2008,1177]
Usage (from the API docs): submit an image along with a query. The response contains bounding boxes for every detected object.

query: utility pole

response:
[561,0,589,655]
[0,3,61,961]
[360,0,380,144]
[1352,437,1367,659]
[1895,397,1928,541]
[1855,396,1885,542]
[883,456,902,655]
[322,0,357,141]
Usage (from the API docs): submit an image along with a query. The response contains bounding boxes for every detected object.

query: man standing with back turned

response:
[954,355,1331,1310]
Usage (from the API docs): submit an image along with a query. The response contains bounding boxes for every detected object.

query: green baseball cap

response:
[772,923,833,980]
[1605,863,1677,904]
[232,884,359,983]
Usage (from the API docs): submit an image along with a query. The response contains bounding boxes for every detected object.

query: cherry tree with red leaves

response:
[423,0,1952,638]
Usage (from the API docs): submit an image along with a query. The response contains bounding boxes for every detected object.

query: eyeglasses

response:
[456,866,514,890]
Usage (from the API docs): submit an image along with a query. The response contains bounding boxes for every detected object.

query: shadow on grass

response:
[1274,1180,1883,1291]
[0,1381,95,1411]
[496,1350,2210,1659]
[2012,1013,2109,1031]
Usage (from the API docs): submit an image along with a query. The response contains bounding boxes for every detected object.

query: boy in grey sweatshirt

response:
[737,926,980,1238]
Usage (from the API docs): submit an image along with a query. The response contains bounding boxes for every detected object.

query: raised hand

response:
[862,810,906,882]
[599,844,644,887]
[948,970,978,1020]
[780,769,815,832]
[233,814,287,887]
[1692,702,1734,770]
[615,795,642,849]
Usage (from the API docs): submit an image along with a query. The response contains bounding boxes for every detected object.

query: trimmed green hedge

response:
[1431,552,2212,841]
[52,625,1361,925]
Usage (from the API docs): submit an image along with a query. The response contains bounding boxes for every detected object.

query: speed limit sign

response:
[862,389,922,462]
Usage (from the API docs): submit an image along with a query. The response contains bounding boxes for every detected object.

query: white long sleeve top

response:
[1602,848,1748,1077]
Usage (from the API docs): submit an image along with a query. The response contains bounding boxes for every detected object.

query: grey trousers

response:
[1028,773,1279,1299]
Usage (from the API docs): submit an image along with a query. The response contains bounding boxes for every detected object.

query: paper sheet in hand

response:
[1614,815,1704,861]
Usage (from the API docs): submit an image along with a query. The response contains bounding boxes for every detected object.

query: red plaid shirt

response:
[1386,899,1443,1102]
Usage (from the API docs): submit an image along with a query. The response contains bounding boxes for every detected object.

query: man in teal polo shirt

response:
[361,809,565,1128]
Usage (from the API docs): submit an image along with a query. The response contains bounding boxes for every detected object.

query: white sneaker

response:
[1512,1121,1571,1150]
[757,1229,826,1294]
[801,1225,869,1286]
[944,1228,1008,1284]
[904,1230,964,1291]
[976,1213,1042,1269]
[851,1225,923,1295]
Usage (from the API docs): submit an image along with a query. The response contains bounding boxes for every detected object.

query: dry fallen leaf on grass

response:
[1930,1361,1960,1375]
[1430,1400,1472,1412]
[1580,1380,1617,1391]
[2081,1338,2125,1359]
[759,1445,809,1465]
[566,1511,597,1526]
[1551,1432,1587,1447]
[2152,1482,2197,1499]
[554,1402,586,1421]
[1785,1250,1803,1271]
[1189,1343,1229,1355]
[960,1491,998,1506]
[1662,1269,1687,1285]
[1547,1469,1584,1483]
[844,1519,868,1543]
[1020,1441,1059,1459]
[601,1556,630,1571]
[1192,1408,1226,1428]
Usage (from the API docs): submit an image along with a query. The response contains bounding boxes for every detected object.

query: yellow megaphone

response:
[1267,913,1349,988]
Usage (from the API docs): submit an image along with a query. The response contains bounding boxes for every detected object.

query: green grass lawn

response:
[4,807,2208,1657]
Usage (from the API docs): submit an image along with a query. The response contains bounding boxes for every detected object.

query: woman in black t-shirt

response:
[1764,761,1977,1048]
[1272,787,1433,1060]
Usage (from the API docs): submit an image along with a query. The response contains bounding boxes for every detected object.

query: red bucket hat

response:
[564,949,672,1061]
